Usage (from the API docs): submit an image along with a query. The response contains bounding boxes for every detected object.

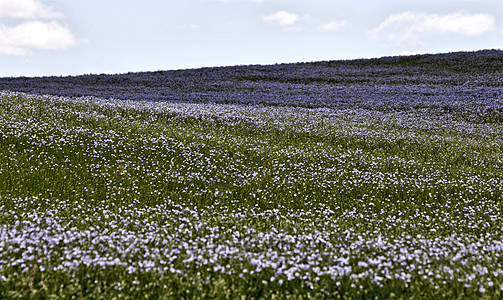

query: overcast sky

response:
[0,0,502,77]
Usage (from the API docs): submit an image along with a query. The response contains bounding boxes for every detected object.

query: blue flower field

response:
[0,50,502,298]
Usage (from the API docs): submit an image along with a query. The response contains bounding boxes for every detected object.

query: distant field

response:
[1,50,503,298]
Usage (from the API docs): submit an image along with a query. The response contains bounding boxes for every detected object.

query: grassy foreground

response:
[1,90,503,299]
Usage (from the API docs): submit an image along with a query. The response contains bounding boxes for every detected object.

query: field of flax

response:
[1,50,503,299]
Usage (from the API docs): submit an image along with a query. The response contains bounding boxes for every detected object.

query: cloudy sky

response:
[0,0,501,76]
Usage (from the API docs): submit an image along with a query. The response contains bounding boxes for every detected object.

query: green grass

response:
[1,91,503,299]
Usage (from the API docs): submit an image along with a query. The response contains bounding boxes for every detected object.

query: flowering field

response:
[1,50,503,298]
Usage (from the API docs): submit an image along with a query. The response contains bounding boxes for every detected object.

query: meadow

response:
[1,50,503,299]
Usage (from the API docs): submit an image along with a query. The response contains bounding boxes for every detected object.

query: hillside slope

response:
[1,50,502,113]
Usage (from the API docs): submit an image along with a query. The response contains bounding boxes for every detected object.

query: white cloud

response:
[0,21,76,55]
[0,0,82,55]
[263,11,299,26]
[0,0,64,19]
[320,20,346,32]
[371,11,495,45]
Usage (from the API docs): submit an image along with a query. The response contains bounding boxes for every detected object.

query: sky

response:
[0,0,502,77]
